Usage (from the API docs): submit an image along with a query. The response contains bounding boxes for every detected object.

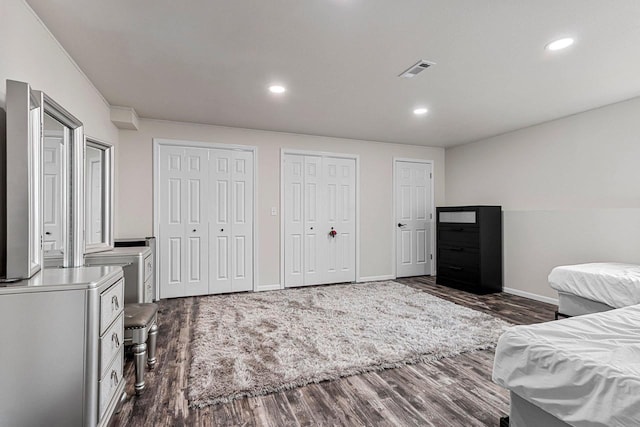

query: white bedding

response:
[493,306,640,427]
[549,263,640,309]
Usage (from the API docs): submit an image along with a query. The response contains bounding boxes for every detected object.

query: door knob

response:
[310,227,314,230]
[192,229,196,232]
[398,223,406,227]
[220,229,224,232]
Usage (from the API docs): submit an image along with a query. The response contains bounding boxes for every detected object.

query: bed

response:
[549,262,640,317]
[493,305,640,427]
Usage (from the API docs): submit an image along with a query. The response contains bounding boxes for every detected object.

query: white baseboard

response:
[255,283,282,292]
[503,287,558,305]
[358,275,395,283]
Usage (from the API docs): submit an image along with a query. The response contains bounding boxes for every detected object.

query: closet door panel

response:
[159,147,185,298]
[159,147,209,299]
[284,154,305,287]
[324,158,356,283]
[230,151,253,292]
[303,156,324,286]
[182,148,210,296]
[209,150,232,293]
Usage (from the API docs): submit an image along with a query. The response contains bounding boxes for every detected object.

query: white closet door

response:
[284,153,357,288]
[230,150,254,292]
[395,161,433,278]
[284,154,305,287]
[43,136,63,252]
[159,146,209,298]
[209,150,254,293]
[324,157,357,283]
[303,155,324,286]
[209,149,232,293]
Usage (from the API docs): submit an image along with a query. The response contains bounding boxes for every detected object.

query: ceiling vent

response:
[398,60,436,78]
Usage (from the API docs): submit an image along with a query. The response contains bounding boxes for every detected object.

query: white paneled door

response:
[283,153,357,287]
[395,160,433,278]
[158,144,254,299]
[159,146,209,298]
[209,149,254,294]
[324,157,356,284]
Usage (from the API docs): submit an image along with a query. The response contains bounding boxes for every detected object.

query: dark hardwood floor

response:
[110,277,556,426]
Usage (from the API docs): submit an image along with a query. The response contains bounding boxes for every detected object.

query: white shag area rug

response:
[188,281,510,407]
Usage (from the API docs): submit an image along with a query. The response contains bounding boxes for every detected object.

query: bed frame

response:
[505,392,571,427]
[554,291,614,319]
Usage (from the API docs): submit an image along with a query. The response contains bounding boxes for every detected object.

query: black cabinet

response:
[436,206,502,294]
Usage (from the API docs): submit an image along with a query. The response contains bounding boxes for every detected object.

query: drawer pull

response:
[112,295,120,312]
[448,266,464,271]
[111,370,119,386]
[449,247,464,252]
[112,332,120,349]
[451,228,465,232]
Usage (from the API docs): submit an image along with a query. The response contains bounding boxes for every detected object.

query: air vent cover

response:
[399,60,436,78]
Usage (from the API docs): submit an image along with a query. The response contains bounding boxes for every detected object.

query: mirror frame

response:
[84,136,114,254]
[3,80,44,280]
[39,92,85,268]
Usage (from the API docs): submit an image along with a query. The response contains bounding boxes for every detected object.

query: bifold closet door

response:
[324,157,356,284]
[284,153,356,287]
[159,146,209,298]
[283,154,305,287]
[209,149,254,294]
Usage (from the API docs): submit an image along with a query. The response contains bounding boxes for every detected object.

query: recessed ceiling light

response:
[413,108,428,115]
[269,85,286,94]
[546,37,574,51]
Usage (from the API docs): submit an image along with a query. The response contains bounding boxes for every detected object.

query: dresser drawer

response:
[100,279,124,334]
[144,276,154,303]
[99,347,124,420]
[99,312,124,378]
[438,245,480,268]
[144,255,153,281]
[438,263,479,284]
[437,226,479,247]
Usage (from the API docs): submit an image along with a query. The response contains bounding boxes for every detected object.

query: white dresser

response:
[46,246,154,303]
[0,266,125,427]
[84,247,154,303]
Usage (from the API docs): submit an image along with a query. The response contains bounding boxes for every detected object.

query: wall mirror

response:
[84,137,114,253]
[41,93,84,267]
[2,80,43,280]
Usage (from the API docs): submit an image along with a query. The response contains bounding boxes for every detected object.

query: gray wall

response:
[446,96,640,301]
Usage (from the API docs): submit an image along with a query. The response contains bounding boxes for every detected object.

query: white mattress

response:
[549,263,640,309]
[493,305,640,427]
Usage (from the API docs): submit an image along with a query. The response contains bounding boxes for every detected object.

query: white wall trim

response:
[153,137,257,152]
[503,287,559,306]
[256,283,281,292]
[392,158,436,279]
[358,275,395,283]
[153,138,259,299]
[280,148,360,287]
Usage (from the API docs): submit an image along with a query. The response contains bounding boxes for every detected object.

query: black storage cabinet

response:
[436,206,502,294]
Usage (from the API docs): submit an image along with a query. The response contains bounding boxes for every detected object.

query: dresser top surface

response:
[46,246,152,263]
[0,266,123,295]
[86,246,152,259]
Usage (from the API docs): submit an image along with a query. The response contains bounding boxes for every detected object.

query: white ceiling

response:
[26,0,640,147]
